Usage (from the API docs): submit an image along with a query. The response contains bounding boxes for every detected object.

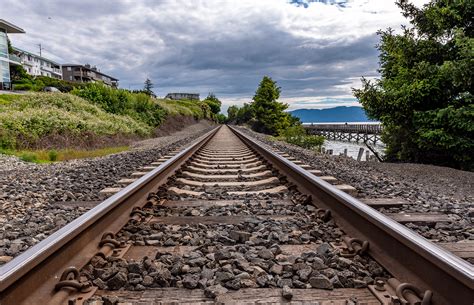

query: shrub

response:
[203,93,222,115]
[20,152,37,162]
[71,83,167,127]
[0,128,16,149]
[155,98,212,120]
[280,125,325,150]
[48,150,58,161]
[35,76,83,92]
[13,83,33,91]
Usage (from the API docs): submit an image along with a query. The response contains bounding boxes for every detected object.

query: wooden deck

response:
[303,123,383,144]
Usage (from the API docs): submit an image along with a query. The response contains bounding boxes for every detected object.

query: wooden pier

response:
[303,123,383,144]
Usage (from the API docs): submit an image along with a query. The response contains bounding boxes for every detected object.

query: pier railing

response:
[303,123,383,144]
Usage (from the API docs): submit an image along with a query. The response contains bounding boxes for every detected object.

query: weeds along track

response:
[0,126,472,305]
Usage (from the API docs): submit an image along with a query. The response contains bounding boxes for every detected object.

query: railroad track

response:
[0,125,472,305]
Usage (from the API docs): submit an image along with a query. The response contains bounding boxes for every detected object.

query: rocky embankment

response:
[0,121,214,264]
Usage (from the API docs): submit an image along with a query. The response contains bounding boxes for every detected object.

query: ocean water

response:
[322,140,385,160]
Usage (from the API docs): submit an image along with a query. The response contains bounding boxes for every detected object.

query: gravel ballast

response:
[0,121,214,263]
[81,189,388,295]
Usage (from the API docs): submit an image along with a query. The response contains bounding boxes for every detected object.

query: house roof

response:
[62,64,119,81]
[0,19,25,33]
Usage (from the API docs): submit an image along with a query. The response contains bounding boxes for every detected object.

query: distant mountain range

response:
[289,106,372,123]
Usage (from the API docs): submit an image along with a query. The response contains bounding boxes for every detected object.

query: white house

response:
[13,47,62,79]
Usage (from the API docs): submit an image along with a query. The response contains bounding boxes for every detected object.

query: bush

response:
[20,152,37,162]
[215,113,227,124]
[71,83,167,127]
[35,76,83,92]
[203,93,222,115]
[48,150,58,161]
[0,128,16,149]
[13,83,33,91]
[155,98,212,120]
[279,125,325,150]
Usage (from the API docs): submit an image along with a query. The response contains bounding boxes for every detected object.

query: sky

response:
[3,0,429,112]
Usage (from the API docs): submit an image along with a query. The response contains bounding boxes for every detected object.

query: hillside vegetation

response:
[0,86,213,155]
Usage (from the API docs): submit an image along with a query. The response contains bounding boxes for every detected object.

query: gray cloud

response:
[2,0,420,109]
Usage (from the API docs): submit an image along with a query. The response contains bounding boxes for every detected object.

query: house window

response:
[69,76,73,80]
[0,31,8,59]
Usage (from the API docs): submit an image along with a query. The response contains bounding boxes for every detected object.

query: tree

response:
[353,0,473,170]
[203,93,222,115]
[227,105,239,122]
[235,103,255,124]
[10,65,31,82]
[251,76,296,135]
[143,78,154,96]
[215,113,227,124]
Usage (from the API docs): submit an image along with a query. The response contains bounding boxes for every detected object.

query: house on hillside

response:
[165,93,200,100]
[0,19,25,90]
[14,47,62,79]
[62,64,118,87]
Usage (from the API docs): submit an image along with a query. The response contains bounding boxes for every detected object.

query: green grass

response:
[155,98,211,119]
[0,94,18,106]
[1,146,130,163]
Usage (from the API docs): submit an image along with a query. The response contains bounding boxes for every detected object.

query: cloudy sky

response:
[3,0,428,111]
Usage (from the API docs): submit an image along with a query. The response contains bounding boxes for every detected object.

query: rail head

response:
[0,125,221,300]
[229,125,474,305]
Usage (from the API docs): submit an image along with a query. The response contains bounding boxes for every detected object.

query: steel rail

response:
[229,125,474,305]
[0,126,221,305]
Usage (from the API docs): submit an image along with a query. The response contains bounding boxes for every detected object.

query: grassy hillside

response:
[155,99,211,119]
[0,90,212,161]
[0,93,151,149]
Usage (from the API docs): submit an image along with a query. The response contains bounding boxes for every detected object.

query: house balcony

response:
[72,71,92,79]
[41,65,62,75]
[8,54,22,65]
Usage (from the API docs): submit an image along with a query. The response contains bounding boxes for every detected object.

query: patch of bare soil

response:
[16,131,140,150]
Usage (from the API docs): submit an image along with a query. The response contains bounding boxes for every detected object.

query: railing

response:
[40,65,62,75]
[8,54,21,64]
[304,123,383,135]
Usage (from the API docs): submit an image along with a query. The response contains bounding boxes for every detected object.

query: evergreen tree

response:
[143,78,154,96]
[251,76,295,135]
[353,0,473,170]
